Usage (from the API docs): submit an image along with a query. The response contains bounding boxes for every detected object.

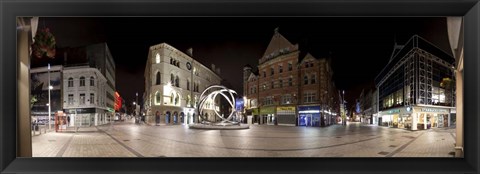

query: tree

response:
[440,77,454,105]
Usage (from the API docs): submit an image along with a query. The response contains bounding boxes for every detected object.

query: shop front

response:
[259,106,275,125]
[379,106,452,130]
[276,106,296,126]
[298,105,321,127]
[411,107,452,130]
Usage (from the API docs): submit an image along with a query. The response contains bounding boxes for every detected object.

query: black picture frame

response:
[1,0,479,174]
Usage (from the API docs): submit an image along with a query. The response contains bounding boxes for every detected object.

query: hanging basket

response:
[31,27,56,59]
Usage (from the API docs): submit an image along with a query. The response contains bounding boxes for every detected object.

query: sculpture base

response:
[188,123,250,130]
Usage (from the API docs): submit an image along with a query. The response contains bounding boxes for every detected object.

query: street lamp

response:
[48,63,51,130]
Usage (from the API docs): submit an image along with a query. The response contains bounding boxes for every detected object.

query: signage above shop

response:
[277,107,295,112]
[387,109,400,114]
[421,108,448,113]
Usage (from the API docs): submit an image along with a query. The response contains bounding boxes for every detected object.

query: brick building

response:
[244,28,339,127]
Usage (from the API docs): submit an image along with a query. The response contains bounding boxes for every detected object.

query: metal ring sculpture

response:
[197,85,238,125]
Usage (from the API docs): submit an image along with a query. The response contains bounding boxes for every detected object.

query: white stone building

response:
[144,43,222,125]
[63,66,109,127]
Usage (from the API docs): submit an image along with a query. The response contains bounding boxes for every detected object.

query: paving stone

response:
[31,122,457,157]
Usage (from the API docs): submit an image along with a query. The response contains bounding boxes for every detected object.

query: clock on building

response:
[186,62,192,70]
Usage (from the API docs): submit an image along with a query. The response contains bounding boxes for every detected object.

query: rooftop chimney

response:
[64,51,68,65]
[211,64,216,71]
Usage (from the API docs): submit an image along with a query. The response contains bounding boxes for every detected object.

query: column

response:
[94,113,98,126]
[18,22,32,157]
[423,114,427,130]
[448,113,451,127]
[411,113,417,131]
[455,69,463,157]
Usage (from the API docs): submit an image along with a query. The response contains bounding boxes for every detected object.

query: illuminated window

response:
[156,53,160,64]
[155,91,161,105]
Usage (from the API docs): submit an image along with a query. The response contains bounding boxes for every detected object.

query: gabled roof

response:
[247,73,258,81]
[262,28,296,58]
[299,52,316,64]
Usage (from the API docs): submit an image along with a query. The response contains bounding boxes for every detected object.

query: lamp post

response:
[48,63,52,130]
[342,90,346,126]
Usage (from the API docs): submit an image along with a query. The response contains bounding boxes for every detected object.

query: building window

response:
[263,71,266,78]
[170,58,173,65]
[68,94,73,105]
[262,84,266,91]
[155,91,161,105]
[305,62,310,68]
[175,76,179,87]
[304,92,315,103]
[270,67,274,76]
[170,74,174,84]
[79,77,85,86]
[279,65,283,73]
[279,79,283,88]
[271,81,274,89]
[288,63,293,71]
[90,77,95,86]
[156,53,160,64]
[68,78,73,87]
[156,72,161,85]
[304,75,308,85]
[289,77,293,86]
[310,62,314,67]
[311,74,316,84]
[80,93,85,105]
[187,80,190,90]
[170,93,174,104]
[90,93,94,104]
[263,97,274,106]
[282,95,292,104]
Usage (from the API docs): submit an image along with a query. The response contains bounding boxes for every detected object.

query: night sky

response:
[41,17,451,108]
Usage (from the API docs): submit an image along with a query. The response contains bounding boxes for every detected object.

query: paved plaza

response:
[32,120,457,157]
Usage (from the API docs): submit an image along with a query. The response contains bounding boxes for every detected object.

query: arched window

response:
[156,53,160,64]
[170,93,174,104]
[80,76,85,86]
[304,75,308,85]
[170,58,173,65]
[311,74,316,84]
[90,76,95,86]
[174,93,179,105]
[170,74,174,85]
[68,77,73,87]
[175,76,179,87]
[156,72,161,85]
[289,77,293,86]
[155,91,161,105]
